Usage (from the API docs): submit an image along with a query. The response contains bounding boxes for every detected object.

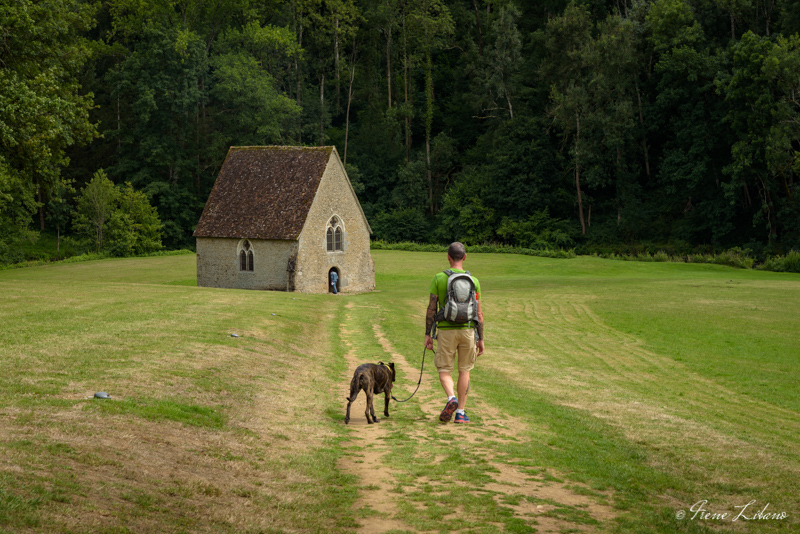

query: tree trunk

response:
[345,57,355,165]
[765,188,778,241]
[335,17,341,112]
[294,8,303,143]
[472,0,483,55]
[634,78,650,179]
[386,28,392,108]
[765,0,774,36]
[117,93,121,149]
[730,14,736,41]
[425,50,434,214]
[319,74,325,146]
[403,13,410,163]
[426,135,433,212]
[782,171,793,200]
[37,179,45,231]
[196,84,201,194]
[575,113,586,235]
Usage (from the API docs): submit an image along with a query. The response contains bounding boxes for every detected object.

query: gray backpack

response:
[436,270,478,326]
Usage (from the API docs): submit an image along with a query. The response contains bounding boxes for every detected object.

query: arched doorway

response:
[328,267,341,293]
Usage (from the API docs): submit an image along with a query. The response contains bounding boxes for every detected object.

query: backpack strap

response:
[443,269,454,276]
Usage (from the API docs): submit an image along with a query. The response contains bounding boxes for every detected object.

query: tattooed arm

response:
[424,293,438,349]
[475,297,485,355]
[425,294,438,335]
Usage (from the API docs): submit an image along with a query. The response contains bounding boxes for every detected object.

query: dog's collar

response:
[381,363,393,377]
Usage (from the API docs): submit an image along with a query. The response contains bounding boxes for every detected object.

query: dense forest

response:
[2,0,799,263]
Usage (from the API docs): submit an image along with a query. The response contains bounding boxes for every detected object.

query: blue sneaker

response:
[454,412,470,424]
[439,398,458,422]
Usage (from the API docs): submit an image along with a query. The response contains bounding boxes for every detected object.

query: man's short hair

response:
[447,242,466,261]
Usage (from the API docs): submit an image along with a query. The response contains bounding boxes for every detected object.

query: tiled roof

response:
[194,146,333,240]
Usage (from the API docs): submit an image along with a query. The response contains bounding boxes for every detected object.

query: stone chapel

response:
[194,146,375,293]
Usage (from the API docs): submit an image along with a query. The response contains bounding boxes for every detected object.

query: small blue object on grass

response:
[230,333,239,338]
[94,392,111,399]
[271,313,276,316]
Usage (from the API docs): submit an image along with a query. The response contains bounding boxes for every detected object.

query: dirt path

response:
[338,303,415,533]
[337,302,616,533]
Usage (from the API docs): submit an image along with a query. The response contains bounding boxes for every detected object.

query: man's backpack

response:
[435,270,478,326]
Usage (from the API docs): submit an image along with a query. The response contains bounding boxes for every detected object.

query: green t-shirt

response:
[429,268,481,329]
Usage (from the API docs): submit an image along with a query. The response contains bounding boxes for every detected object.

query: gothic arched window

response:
[326,217,344,251]
[238,240,254,271]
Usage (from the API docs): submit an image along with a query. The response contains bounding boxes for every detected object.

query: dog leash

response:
[391,346,432,403]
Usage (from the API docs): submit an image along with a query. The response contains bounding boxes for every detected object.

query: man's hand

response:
[425,335,434,350]
[477,339,485,356]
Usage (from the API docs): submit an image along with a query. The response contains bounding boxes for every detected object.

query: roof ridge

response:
[231,145,333,150]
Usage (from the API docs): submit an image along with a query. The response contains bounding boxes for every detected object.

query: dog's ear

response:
[389,362,395,382]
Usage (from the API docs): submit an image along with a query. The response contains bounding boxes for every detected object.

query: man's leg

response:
[456,370,470,410]
[435,330,459,422]
[438,371,458,422]
[439,372,455,398]
[455,328,476,411]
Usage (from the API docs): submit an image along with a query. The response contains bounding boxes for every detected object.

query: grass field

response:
[1,251,798,533]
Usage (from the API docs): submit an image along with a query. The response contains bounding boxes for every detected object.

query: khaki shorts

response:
[434,328,477,373]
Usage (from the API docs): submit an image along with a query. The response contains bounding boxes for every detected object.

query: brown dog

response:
[344,362,395,424]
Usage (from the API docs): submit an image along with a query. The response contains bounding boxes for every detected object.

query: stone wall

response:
[294,150,375,293]
[196,237,298,290]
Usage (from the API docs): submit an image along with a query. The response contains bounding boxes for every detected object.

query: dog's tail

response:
[346,372,367,402]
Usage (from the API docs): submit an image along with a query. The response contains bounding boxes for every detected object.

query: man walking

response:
[330,269,339,294]
[425,242,484,423]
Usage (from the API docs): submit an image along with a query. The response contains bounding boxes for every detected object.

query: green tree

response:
[105,24,209,248]
[0,157,35,263]
[47,181,73,257]
[75,170,117,251]
[435,115,569,244]
[586,14,639,236]
[107,183,164,256]
[95,2,301,248]
[74,170,163,255]
[496,208,575,249]
[0,0,97,239]
[764,33,800,244]
[543,4,641,237]
[485,2,522,120]
[646,0,734,244]
[407,0,454,213]
[719,31,800,245]
[210,51,300,146]
[541,2,594,234]
[720,31,781,242]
